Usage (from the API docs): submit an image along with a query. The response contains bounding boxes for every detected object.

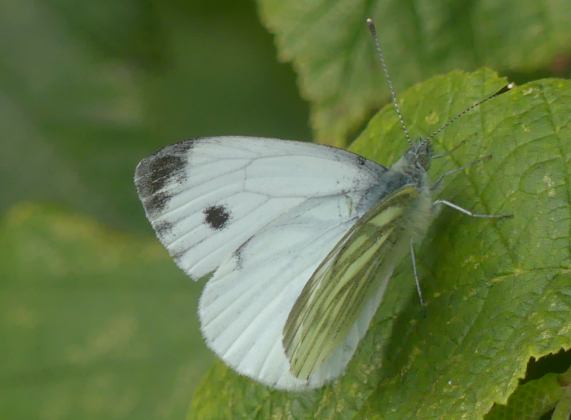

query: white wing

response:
[134,136,388,389]
[199,195,389,390]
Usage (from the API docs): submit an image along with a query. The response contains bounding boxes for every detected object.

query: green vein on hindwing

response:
[283,185,420,380]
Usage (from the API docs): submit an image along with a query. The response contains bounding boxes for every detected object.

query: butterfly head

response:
[405,138,432,172]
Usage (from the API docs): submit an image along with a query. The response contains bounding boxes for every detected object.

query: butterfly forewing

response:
[134,137,387,280]
[283,185,421,380]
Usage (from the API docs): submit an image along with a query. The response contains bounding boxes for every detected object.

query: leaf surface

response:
[189,69,571,419]
[258,0,571,145]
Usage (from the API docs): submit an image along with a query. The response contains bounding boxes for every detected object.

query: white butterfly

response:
[134,20,511,390]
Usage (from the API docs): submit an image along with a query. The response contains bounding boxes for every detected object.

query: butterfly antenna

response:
[366,18,412,145]
[426,82,514,143]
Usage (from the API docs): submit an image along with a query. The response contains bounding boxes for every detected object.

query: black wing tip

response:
[133,139,197,197]
[134,139,195,180]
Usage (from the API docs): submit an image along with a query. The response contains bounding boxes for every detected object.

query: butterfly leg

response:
[433,199,512,219]
[431,154,492,192]
[432,138,469,159]
[409,240,426,306]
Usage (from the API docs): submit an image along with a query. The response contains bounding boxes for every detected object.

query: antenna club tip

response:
[496,82,515,96]
[366,17,376,31]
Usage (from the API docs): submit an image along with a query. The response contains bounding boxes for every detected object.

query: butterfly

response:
[134,19,512,391]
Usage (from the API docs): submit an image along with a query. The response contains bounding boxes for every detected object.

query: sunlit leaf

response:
[258,0,571,145]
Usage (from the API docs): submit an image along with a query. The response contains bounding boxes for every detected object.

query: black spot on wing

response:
[168,140,194,155]
[146,155,185,195]
[134,140,194,215]
[203,205,230,230]
[144,191,171,216]
[172,247,188,262]
[357,155,366,166]
[232,235,255,270]
[154,220,173,236]
[135,152,189,197]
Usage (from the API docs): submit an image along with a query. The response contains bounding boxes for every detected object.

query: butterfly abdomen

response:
[406,184,433,242]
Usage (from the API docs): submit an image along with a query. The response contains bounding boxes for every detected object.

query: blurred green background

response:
[1,1,570,419]
[0,0,311,233]
[1,1,309,419]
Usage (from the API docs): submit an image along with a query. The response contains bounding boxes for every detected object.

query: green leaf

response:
[189,69,571,419]
[0,203,212,419]
[485,367,571,419]
[258,0,571,146]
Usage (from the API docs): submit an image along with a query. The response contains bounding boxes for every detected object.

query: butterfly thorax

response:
[356,138,432,221]
[391,138,432,185]
[387,138,433,241]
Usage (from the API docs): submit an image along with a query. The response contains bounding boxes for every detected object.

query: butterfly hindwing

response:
[283,185,426,381]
